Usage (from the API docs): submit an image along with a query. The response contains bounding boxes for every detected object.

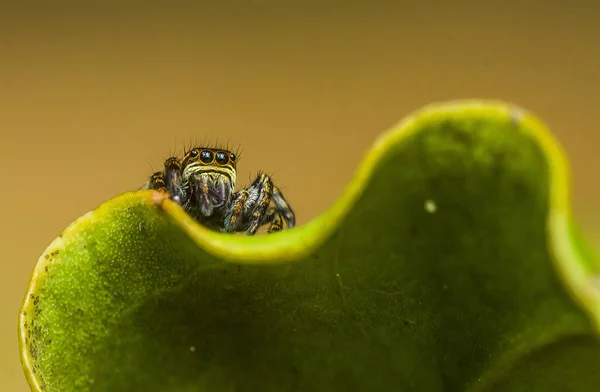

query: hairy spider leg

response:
[271,186,296,229]
[225,182,295,234]
[264,208,285,233]
[163,157,184,204]
[145,171,167,191]
[143,157,184,204]
[244,173,275,235]
[224,189,249,233]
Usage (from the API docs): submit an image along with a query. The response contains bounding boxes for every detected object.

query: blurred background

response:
[1,1,599,390]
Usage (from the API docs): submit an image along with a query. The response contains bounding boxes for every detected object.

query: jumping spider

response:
[142,147,295,235]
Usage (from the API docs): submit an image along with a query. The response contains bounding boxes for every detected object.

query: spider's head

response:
[181,147,237,216]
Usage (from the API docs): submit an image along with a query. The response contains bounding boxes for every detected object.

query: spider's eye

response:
[215,151,229,165]
[229,153,236,162]
[200,150,214,163]
[189,149,199,158]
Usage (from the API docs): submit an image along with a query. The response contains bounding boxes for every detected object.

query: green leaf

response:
[19,100,600,392]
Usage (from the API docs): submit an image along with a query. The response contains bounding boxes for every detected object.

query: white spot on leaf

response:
[424,200,437,214]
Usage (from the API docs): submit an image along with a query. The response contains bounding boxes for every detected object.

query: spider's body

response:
[143,147,295,235]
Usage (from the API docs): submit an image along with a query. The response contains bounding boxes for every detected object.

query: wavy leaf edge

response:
[18,99,600,391]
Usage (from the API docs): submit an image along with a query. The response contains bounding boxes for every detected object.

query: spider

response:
[142,146,296,235]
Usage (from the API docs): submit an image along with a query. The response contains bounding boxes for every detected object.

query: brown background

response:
[1,1,599,390]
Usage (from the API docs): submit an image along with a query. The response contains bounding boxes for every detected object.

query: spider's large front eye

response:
[215,151,228,165]
[200,150,214,163]
[189,149,199,158]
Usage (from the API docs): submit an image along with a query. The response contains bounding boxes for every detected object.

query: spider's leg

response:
[143,171,167,191]
[164,157,184,205]
[243,173,274,235]
[264,208,285,233]
[223,189,249,233]
[271,186,296,229]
